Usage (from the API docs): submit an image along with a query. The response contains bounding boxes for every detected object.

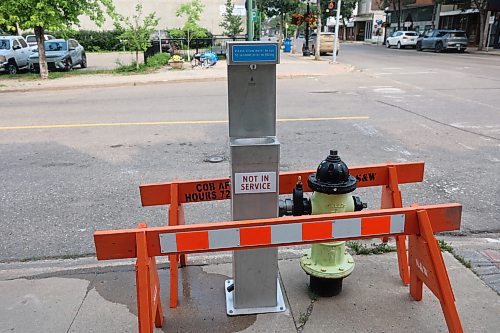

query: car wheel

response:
[435,42,443,53]
[80,54,87,68]
[64,58,73,71]
[458,48,465,53]
[416,42,422,51]
[397,41,402,49]
[7,63,18,75]
[386,40,391,48]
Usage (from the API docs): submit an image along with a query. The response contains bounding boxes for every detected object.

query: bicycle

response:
[191,51,218,68]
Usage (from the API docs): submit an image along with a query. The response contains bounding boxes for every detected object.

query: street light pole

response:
[332,0,341,62]
[303,0,311,56]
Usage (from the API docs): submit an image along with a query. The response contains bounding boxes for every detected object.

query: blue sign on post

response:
[228,42,279,65]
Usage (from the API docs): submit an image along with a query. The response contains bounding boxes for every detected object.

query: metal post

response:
[246,0,254,41]
[225,41,285,315]
[303,0,311,56]
[333,0,342,63]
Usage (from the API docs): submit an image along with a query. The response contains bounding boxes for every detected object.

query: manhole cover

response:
[205,155,225,163]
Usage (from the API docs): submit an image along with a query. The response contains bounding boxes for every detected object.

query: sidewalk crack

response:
[65,272,97,333]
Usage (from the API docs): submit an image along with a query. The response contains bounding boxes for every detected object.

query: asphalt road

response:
[0,44,499,262]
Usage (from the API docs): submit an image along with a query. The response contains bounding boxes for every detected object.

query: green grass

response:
[1,69,114,81]
[347,241,396,255]
[438,239,472,268]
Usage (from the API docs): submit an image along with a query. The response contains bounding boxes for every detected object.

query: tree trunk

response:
[478,11,485,51]
[315,0,321,60]
[342,18,347,40]
[135,51,139,70]
[34,26,48,80]
[187,29,191,62]
[482,11,491,50]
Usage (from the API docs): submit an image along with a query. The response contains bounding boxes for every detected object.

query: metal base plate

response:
[225,279,286,316]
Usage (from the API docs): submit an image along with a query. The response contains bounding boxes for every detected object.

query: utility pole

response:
[333,0,341,63]
[246,0,254,41]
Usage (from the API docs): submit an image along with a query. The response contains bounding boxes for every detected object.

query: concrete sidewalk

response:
[1,245,499,333]
[0,52,353,93]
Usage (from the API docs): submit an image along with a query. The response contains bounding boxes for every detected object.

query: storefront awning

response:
[440,9,479,17]
[353,14,373,22]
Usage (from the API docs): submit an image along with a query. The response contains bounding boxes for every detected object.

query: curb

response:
[0,68,353,94]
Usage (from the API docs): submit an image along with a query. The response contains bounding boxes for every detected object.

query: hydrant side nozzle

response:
[353,196,367,211]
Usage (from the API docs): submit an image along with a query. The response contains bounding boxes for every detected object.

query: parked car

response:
[25,34,55,48]
[309,32,340,55]
[386,31,418,49]
[29,38,87,71]
[149,31,174,55]
[0,35,32,74]
[416,30,468,53]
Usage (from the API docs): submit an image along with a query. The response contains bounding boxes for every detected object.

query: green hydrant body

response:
[299,150,363,296]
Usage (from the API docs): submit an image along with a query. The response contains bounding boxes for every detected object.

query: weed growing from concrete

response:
[438,240,472,268]
[347,241,396,255]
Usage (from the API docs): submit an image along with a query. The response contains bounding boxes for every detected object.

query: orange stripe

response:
[361,216,391,235]
[302,222,332,241]
[240,226,272,246]
[176,231,209,251]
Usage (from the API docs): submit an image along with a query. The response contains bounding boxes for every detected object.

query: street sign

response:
[253,9,258,23]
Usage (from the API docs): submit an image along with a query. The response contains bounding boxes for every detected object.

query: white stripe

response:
[159,233,177,254]
[333,218,362,238]
[390,214,405,233]
[209,228,240,249]
[271,224,302,244]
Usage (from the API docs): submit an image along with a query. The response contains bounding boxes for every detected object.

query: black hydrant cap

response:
[307,150,357,194]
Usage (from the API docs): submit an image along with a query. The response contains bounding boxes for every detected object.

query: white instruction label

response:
[234,172,277,194]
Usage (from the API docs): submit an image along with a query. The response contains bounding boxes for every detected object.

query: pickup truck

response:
[0,35,32,74]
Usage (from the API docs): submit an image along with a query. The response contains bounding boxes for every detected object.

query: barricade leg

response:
[409,210,463,333]
[168,184,181,308]
[136,223,163,333]
[381,165,410,285]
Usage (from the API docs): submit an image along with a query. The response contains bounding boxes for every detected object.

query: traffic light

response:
[325,1,336,16]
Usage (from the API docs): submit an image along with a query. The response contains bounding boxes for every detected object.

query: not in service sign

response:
[234,172,277,194]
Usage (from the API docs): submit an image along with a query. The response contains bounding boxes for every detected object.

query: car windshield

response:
[450,32,466,38]
[0,39,10,50]
[26,36,36,43]
[405,32,417,36]
[45,41,67,51]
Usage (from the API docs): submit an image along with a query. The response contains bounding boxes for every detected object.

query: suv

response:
[149,31,174,55]
[0,35,31,74]
[308,32,340,55]
[386,31,418,49]
[416,30,468,52]
[25,34,55,48]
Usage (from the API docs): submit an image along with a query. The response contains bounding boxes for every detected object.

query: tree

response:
[220,0,244,37]
[115,4,159,70]
[468,0,490,50]
[340,0,357,40]
[176,0,205,62]
[260,0,301,41]
[0,0,115,79]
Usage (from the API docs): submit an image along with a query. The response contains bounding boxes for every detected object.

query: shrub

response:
[146,52,171,68]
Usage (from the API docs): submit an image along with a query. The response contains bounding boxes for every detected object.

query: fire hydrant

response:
[279,150,366,296]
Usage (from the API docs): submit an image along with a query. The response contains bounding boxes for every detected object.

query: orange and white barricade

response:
[94,203,464,333]
[138,162,424,307]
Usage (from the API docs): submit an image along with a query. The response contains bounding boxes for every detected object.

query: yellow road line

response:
[0,116,369,131]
